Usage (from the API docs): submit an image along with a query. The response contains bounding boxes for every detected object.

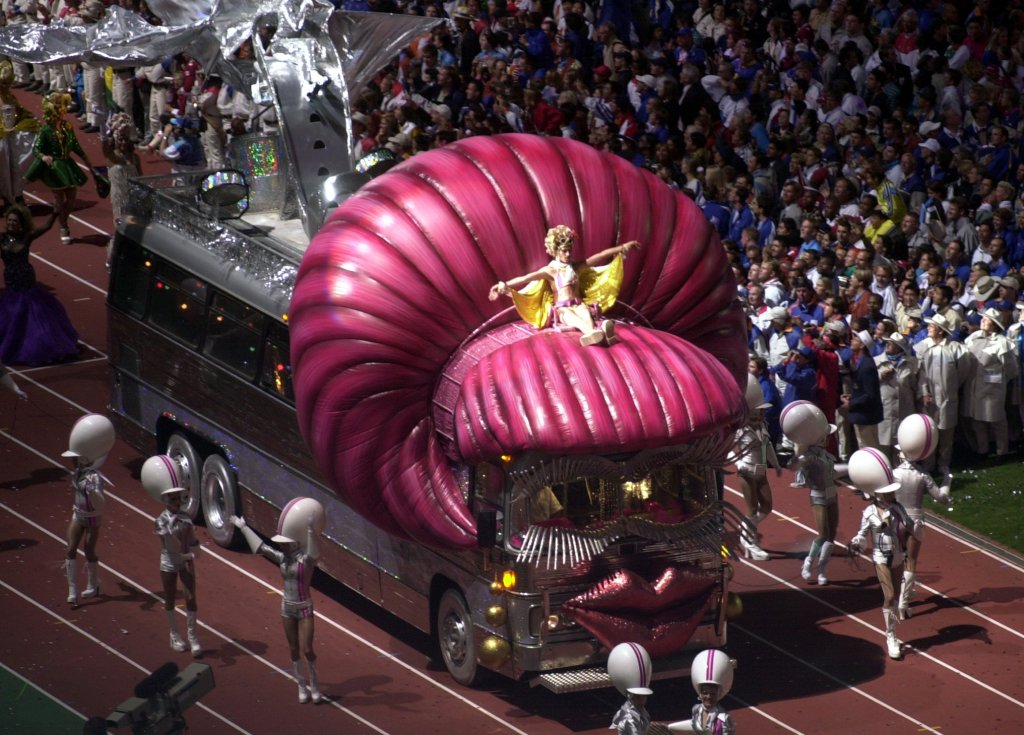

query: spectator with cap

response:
[915,312,972,476]
[842,328,884,451]
[996,275,1020,309]
[384,132,411,159]
[674,28,706,75]
[905,307,927,345]
[764,305,800,388]
[451,7,482,78]
[964,307,1017,457]
[771,343,819,410]
[967,274,1000,316]
[789,276,825,327]
[875,332,919,462]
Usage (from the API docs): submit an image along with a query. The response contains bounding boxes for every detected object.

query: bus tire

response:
[436,588,481,687]
[200,454,240,548]
[166,433,202,522]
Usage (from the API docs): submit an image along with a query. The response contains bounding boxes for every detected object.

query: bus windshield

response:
[502,461,715,552]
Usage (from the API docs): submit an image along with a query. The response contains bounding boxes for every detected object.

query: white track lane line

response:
[3,428,1020,732]
[724,482,1024,643]
[0,579,253,734]
[731,619,945,733]
[0,660,88,721]
[0,432,533,735]
[730,547,1024,711]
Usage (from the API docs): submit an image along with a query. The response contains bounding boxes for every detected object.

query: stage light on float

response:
[501,569,517,590]
[725,593,743,619]
[195,169,249,219]
[322,149,401,208]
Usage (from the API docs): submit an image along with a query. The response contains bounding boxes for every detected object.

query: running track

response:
[1,91,1023,734]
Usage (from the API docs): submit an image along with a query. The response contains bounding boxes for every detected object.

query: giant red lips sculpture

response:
[292,134,747,550]
[564,567,717,658]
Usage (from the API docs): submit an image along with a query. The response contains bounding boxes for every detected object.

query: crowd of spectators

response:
[6,0,1024,473]
[355,0,1024,476]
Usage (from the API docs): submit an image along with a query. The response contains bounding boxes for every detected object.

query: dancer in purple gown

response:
[0,204,80,365]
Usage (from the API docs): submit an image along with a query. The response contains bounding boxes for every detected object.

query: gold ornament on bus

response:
[485,604,507,627]
[478,635,511,668]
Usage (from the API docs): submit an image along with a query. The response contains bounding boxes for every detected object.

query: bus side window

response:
[148,262,208,347]
[260,321,294,403]
[109,238,153,318]
[203,293,266,380]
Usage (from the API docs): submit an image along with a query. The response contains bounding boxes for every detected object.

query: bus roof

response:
[121,176,302,321]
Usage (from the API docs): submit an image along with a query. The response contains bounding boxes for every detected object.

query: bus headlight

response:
[501,569,516,590]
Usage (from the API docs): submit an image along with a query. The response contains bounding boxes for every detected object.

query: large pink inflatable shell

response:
[290,134,747,549]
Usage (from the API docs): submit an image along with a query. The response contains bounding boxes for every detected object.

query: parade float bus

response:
[101,4,750,694]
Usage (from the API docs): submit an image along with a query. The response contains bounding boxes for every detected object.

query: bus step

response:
[529,661,689,693]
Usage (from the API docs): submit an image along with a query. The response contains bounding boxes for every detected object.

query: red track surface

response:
[2,90,1024,734]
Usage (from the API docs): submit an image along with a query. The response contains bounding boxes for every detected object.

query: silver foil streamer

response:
[125,175,298,303]
[0,2,442,238]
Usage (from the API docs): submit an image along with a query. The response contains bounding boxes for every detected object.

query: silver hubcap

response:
[443,610,468,666]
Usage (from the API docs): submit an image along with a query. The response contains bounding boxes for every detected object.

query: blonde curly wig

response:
[544,225,577,257]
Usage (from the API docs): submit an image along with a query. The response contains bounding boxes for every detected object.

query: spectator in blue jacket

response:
[771,345,818,407]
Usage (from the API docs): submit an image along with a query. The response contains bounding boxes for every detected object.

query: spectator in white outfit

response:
[914,313,972,476]
[875,333,918,462]
[964,308,1017,456]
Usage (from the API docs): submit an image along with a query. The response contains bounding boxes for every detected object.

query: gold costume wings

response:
[509,253,625,329]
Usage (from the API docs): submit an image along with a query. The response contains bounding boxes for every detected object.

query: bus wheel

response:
[201,455,240,548]
[166,433,202,522]
[437,588,481,687]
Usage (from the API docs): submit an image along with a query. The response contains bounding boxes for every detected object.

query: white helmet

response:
[690,649,735,697]
[141,455,185,502]
[744,374,771,412]
[848,448,901,495]
[607,642,653,697]
[896,413,937,462]
[780,400,835,446]
[276,497,326,553]
[62,414,115,468]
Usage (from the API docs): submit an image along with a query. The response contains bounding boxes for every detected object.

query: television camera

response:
[104,662,214,734]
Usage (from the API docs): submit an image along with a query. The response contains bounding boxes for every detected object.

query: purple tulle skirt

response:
[0,287,80,366]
